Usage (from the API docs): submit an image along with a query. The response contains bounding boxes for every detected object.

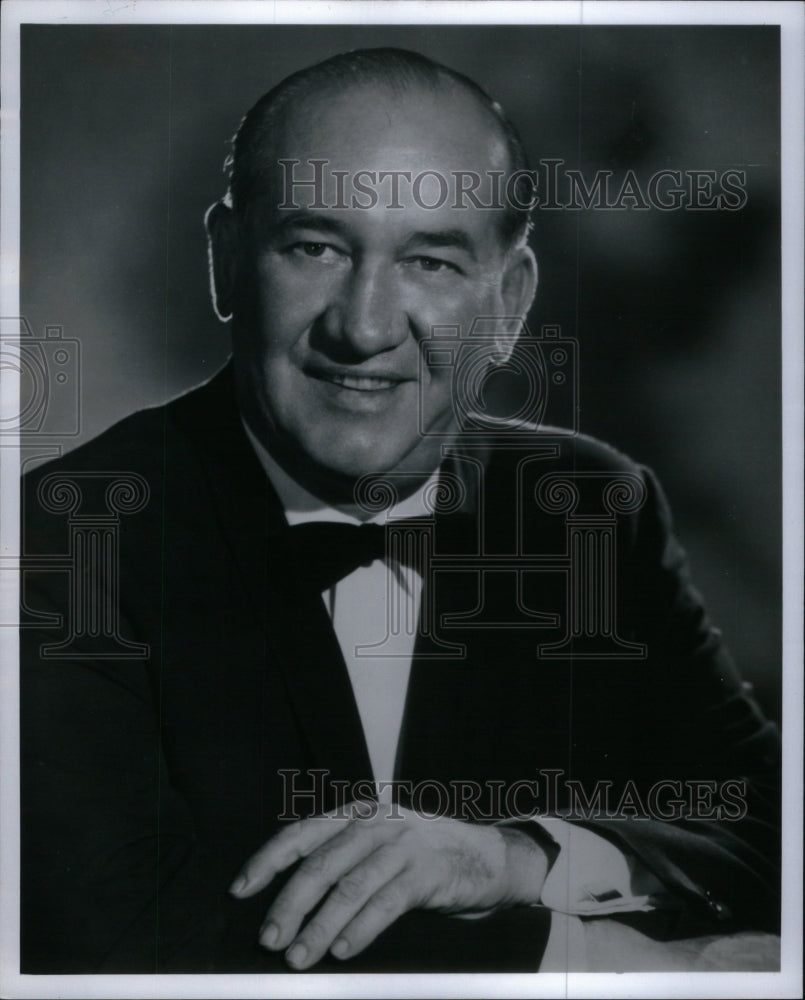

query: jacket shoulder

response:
[482,427,644,479]
[22,366,231,486]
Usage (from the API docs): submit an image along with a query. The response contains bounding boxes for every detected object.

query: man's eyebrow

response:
[265,211,351,239]
[400,230,478,261]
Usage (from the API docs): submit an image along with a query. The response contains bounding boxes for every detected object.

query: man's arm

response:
[503,462,779,938]
[225,460,780,968]
[20,621,240,972]
[227,799,550,970]
[577,463,781,934]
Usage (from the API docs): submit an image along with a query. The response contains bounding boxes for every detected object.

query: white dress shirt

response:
[249,429,433,798]
[244,424,669,968]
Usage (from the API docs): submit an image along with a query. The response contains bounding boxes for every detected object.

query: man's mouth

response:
[306,367,408,392]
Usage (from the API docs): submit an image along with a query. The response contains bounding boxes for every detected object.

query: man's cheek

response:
[256,260,336,320]
[418,368,457,432]
[413,288,493,336]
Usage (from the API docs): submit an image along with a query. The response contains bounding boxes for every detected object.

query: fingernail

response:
[229,874,247,895]
[331,937,349,959]
[286,942,308,968]
[260,921,279,948]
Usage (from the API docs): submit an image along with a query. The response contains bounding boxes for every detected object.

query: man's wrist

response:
[498,825,553,907]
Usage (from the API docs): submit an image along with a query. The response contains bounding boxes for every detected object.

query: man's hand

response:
[229,801,550,970]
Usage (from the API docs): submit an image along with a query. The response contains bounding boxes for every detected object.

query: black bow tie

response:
[277,520,424,592]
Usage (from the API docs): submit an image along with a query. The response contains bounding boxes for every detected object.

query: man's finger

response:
[278,843,407,969]
[259,819,384,950]
[327,872,412,962]
[230,802,367,896]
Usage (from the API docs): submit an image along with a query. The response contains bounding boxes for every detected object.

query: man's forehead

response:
[263,81,510,177]
[238,79,518,248]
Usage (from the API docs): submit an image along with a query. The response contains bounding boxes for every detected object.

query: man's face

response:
[214,82,536,499]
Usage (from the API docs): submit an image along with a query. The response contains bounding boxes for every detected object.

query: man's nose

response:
[323,260,407,358]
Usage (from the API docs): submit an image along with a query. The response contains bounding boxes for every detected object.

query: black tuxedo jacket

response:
[20,364,780,973]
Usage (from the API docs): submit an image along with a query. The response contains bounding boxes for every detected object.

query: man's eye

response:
[291,242,342,261]
[410,256,458,274]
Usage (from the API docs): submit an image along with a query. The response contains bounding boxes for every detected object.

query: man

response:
[20,47,780,973]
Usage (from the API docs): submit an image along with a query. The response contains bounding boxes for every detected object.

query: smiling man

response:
[207,57,536,498]
[20,48,780,975]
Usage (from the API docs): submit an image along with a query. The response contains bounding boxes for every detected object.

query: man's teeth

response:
[328,373,398,390]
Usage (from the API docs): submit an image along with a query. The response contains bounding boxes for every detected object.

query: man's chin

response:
[289,440,441,505]
[308,448,411,486]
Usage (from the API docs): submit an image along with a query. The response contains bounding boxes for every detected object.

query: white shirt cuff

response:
[525,816,666,916]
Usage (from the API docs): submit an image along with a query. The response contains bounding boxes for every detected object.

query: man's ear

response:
[495,245,538,358]
[205,200,239,321]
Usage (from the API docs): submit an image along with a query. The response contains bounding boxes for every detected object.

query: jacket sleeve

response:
[565,464,781,937]
[19,595,239,971]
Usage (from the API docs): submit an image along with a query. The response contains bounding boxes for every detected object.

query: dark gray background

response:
[20,24,781,716]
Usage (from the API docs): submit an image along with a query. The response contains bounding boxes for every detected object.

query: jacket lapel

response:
[173,364,374,798]
[394,448,488,788]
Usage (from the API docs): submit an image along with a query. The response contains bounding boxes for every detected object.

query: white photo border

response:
[1,3,801,998]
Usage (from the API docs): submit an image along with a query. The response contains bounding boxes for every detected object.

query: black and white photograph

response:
[1,1,802,997]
